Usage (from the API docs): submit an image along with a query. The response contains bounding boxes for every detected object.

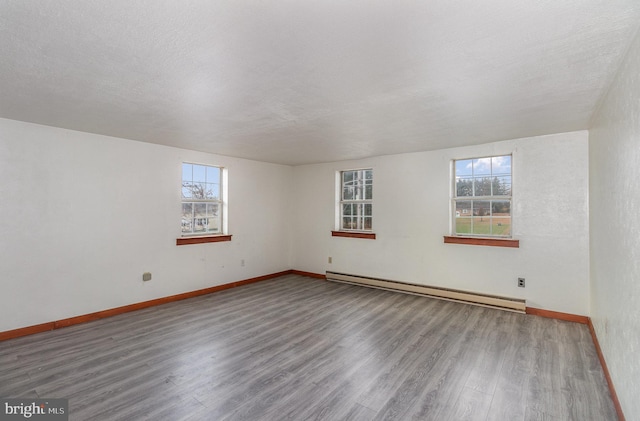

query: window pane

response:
[492,217,511,236]
[182,203,193,216]
[473,158,491,175]
[194,203,207,218]
[492,155,511,175]
[182,184,192,199]
[182,163,193,181]
[205,183,220,199]
[353,184,363,200]
[365,184,372,200]
[343,171,354,184]
[473,201,491,217]
[456,178,473,197]
[471,217,491,235]
[186,182,204,199]
[192,165,206,182]
[365,169,373,180]
[455,218,471,234]
[364,217,372,230]
[342,217,354,230]
[206,203,219,217]
[206,166,220,184]
[364,204,372,216]
[342,204,352,216]
[207,216,220,233]
[455,160,473,177]
[492,176,511,196]
[491,200,511,216]
[471,200,491,235]
[455,201,471,217]
[193,217,206,233]
[343,186,354,200]
[474,177,492,196]
[181,203,193,233]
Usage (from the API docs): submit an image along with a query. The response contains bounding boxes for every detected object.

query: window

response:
[340,169,373,231]
[453,155,511,237]
[181,163,223,236]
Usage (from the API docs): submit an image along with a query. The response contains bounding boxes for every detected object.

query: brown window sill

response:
[332,231,376,240]
[177,234,232,246]
[443,236,519,248]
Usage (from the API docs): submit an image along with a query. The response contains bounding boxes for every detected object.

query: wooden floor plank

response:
[0,275,618,421]
[486,312,542,421]
[451,387,493,421]
[408,307,499,421]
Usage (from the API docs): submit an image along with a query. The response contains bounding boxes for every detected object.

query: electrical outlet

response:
[328,257,332,264]
[142,272,152,282]
[518,277,525,288]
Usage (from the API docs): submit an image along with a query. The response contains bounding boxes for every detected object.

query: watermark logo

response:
[0,399,67,420]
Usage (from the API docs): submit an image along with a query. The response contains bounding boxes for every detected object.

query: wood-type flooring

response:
[0,274,617,420]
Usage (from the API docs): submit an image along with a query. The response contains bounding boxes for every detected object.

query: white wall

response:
[0,118,593,331]
[292,131,590,315]
[0,118,293,332]
[589,28,640,420]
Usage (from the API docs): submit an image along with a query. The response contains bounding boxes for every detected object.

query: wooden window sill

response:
[332,231,376,240]
[443,236,519,248]
[177,234,232,246]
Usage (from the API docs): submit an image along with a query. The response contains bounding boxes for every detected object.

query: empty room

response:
[1,1,639,420]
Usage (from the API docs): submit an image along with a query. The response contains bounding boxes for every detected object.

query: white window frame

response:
[338,168,373,232]
[181,162,226,237]
[452,155,512,238]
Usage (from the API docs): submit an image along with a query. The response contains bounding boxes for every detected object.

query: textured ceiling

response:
[1,1,639,165]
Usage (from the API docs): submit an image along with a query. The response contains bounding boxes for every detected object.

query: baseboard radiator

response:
[326,271,526,313]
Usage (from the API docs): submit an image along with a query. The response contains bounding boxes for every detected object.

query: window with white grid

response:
[181,163,224,236]
[340,169,373,231]
[453,155,512,237]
